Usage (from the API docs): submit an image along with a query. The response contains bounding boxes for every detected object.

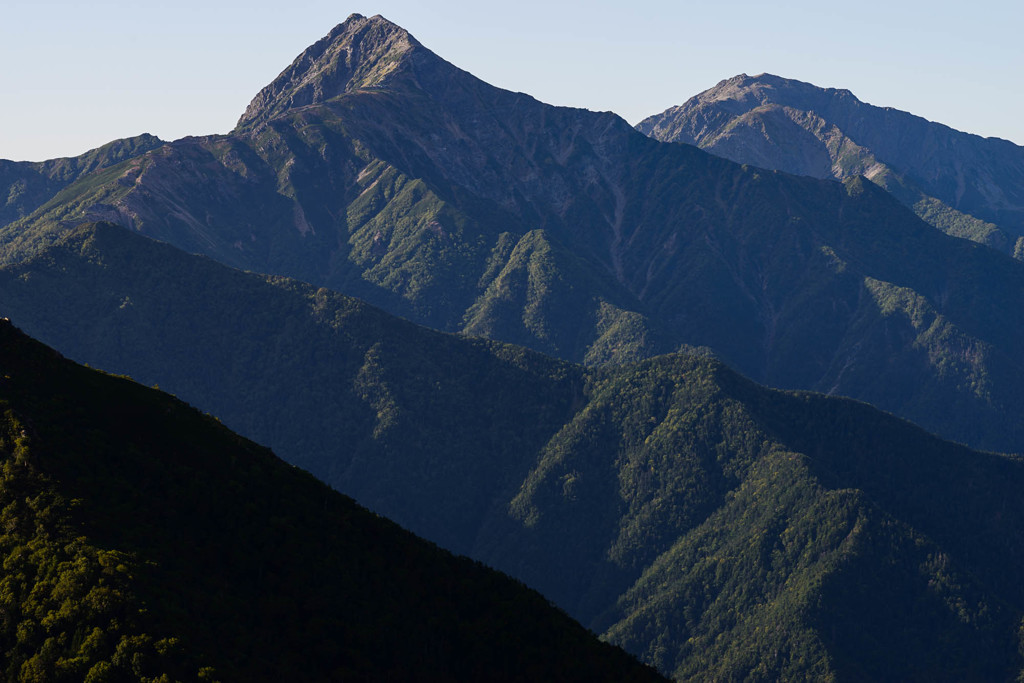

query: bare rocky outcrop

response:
[236,14,419,131]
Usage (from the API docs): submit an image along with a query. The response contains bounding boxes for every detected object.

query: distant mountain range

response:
[638,73,1024,255]
[2,16,1023,454]
[2,12,1024,681]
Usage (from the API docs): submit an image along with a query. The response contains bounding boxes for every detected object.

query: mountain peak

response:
[236,14,421,130]
[698,73,861,109]
[635,73,867,141]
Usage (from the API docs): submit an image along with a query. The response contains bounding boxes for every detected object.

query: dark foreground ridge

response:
[0,318,664,682]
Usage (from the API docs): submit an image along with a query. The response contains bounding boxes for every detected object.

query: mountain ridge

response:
[4,18,1024,454]
[0,316,666,681]
[3,220,1024,679]
[237,14,422,131]
[638,73,1024,251]
[4,18,1024,680]
[0,134,164,227]
[642,72,1023,149]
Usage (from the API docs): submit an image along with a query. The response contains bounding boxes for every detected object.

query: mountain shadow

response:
[0,318,664,682]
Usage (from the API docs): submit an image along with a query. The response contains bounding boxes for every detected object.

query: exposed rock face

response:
[237,14,420,130]
[638,73,1024,251]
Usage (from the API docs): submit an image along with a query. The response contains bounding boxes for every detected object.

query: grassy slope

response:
[0,135,164,227]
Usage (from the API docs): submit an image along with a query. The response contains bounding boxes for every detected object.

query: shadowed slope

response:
[0,319,664,682]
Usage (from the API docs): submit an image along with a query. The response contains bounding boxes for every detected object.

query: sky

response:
[2,0,1021,161]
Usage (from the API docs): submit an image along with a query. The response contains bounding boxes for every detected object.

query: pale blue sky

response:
[2,0,1021,161]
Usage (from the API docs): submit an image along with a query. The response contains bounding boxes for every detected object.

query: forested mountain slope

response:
[0,318,664,682]
[2,222,1023,680]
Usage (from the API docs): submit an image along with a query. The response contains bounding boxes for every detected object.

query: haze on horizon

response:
[2,0,1021,161]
